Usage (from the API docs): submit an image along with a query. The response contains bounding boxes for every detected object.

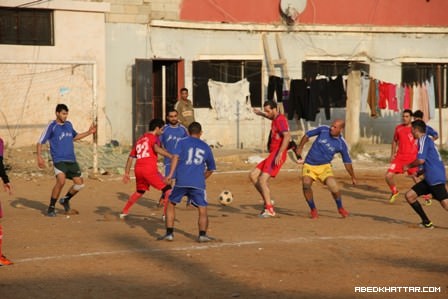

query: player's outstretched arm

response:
[122,156,134,184]
[295,135,309,158]
[74,123,97,141]
[253,108,269,119]
[36,143,46,169]
[344,163,356,185]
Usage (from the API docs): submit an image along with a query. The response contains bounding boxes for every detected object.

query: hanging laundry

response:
[267,75,284,102]
[427,76,436,120]
[207,79,254,121]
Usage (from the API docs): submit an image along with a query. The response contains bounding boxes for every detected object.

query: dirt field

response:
[0,147,447,299]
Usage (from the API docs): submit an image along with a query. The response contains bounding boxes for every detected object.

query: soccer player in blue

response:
[160,109,188,177]
[403,120,448,229]
[412,110,438,206]
[159,109,188,210]
[295,119,356,219]
[37,104,96,217]
[158,122,216,243]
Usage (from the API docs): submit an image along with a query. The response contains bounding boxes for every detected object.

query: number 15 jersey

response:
[172,136,216,190]
[130,133,160,171]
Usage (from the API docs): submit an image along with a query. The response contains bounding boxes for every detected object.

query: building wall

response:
[146,23,448,147]
[180,0,448,26]
[0,1,109,147]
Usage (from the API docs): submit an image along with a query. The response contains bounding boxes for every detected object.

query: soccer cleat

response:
[258,209,276,218]
[0,255,13,266]
[157,233,174,241]
[119,213,128,219]
[197,235,215,243]
[338,207,349,218]
[423,199,432,206]
[389,191,399,204]
[47,207,56,217]
[59,197,71,212]
[419,222,434,229]
[310,208,318,219]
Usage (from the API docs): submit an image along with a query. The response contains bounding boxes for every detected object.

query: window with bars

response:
[192,60,262,108]
[401,63,447,108]
[0,8,54,46]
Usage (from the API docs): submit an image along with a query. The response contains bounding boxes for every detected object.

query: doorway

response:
[133,59,184,142]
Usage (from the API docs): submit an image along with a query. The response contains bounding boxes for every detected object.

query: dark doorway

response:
[133,59,183,143]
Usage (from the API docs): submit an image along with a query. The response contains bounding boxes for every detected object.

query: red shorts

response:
[388,155,418,175]
[256,149,287,177]
[134,167,166,191]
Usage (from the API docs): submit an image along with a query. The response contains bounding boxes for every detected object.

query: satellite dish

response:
[280,0,307,24]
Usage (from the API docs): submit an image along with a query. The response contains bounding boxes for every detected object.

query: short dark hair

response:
[149,118,165,131]
[263,100,277,109]
[56,104,69,113]
[411,119,426,133]
[166,108,178,116]
[188,121,202,135]
[403,109,413,117]
[413,110,423,119]
[180,87,188,93]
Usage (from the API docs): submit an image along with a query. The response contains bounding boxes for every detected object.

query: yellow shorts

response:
[302,163,334,182]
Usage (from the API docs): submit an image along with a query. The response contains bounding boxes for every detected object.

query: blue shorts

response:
[169,186,208,207]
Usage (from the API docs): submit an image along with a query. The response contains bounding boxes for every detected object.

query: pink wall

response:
[180,0,448,26]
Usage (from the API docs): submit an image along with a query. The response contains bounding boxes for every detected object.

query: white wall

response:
[104,21,448,148]
[0,1,109,147]
[105,23,148,146]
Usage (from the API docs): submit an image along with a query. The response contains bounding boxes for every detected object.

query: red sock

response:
[265,204,274,213]
[390,186,398,194]
[122,192,143,214]
[0,224,3,257]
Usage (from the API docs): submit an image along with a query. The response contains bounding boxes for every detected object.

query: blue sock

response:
[306,198,316,210]
[335,198,343,209]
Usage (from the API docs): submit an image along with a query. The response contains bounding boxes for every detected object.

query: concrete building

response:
[1,0,447,149]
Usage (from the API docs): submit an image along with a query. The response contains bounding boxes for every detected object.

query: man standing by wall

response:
[175,87,195,128]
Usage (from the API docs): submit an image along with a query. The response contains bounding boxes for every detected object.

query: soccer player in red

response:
[121,119,178,219]
[249,100,291,218]
[385,109,418,203]
[0,137,13,266]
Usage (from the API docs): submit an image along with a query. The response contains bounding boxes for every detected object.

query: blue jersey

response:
[38,121,78,163]
[304,126,352,165]
[160,124,188,165]
[172,136,216,190]
[426,125,438,139]
[417,135,446,185]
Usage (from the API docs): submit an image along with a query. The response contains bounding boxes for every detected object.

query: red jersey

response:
[130,133,160,169]
[269,114,289,152]
[393,124,417,158]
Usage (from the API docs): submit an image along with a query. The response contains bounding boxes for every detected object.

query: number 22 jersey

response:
[130,133,160,171]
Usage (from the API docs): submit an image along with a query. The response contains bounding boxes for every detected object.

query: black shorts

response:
[412,180,448,201]
[54,161,82,180]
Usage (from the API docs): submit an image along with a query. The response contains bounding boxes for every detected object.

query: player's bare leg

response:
[325,176,349,218]
[0,223,13,266]
[47,173,66,216]
[59,176,84,214]
[385,171,399,203]
[197,206,214,242]
[257,172,275,217]
[158,201,175,241]
[302,176,318,219]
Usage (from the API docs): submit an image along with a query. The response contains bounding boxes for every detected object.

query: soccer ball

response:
[218,190,234,206]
